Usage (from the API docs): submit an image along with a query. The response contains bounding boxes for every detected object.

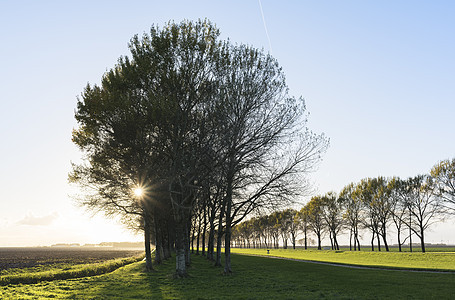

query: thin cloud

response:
[17,212,59,226]
[258,0,273,55]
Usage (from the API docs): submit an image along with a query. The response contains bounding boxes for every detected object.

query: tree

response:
[431,158,455,212]
[303,196,325,250]
[69,68,165,271]
[298,207,310,249]
[340,183,362,251]
[280,209,300,249]
[71,20,223,276]
[269,213,281,249]
[401,175,445,253]
[209,43,328,273]
[388,177,412,252]
[320,192,344,250]
[354,177,393,251]
[371,177,393,252]
[71,19,328,277]
[355,178,382,251]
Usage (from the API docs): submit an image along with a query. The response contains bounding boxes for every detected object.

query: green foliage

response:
[431,158,455,211]
[2,253,454,299]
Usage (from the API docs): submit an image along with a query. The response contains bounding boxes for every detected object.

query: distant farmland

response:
[0,247,143,273]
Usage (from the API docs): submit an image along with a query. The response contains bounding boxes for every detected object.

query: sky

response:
[1,1,454,247]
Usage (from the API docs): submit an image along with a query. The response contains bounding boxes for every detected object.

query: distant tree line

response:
[70,20,328,277]
[231,158,455,253]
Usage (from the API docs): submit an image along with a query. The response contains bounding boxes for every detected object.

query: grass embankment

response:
[0,254,144,286]
[232,248,455,271]
[1,253,455,299]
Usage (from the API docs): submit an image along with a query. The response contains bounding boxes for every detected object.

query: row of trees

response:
[232,158,455,253]
[231,209,301,250]
[70,20,328,276]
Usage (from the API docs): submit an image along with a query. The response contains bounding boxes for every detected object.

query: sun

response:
[133,187,144,197]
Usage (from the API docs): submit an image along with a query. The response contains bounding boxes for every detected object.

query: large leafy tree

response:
[71,19,328,277]
[70,65,164,271]
[71,20,221,276]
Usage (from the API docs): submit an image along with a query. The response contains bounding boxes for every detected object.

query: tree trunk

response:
[144,213,154,271]
[185,219,191,266]
[409,232,413,252]
[382,224,389,251]
[224,198,233,274]
[163,223,171,260]
[317,232,321,250]
[175,233,186,276]
[191,226,195,254]
[207,212,215,260]
[207,221,215,261]
[196,215,201,255]
[333,233,339,250]
[201,206,207,256]
[349,228,352,251]
[371,231,375,251]
[304,226,308,250]
[382,235,389,252]
[215,225,223,267]
[355,232,361,251]
[215,195,226,266]
[174,211,187,277]
[420,226,426,253]
[154,214,162,265]
[376,230,381,252]
[409,211,413,252]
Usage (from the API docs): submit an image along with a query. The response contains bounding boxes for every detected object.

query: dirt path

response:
[242,254,455,274]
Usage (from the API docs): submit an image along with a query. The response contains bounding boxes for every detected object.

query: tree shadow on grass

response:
[89,260,184,299]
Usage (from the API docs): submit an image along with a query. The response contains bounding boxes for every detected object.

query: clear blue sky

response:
[1,1,454,246]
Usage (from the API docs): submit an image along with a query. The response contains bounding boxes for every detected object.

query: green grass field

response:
[232,248,455,271]
[1,252,455,299]
[0,255,144,286]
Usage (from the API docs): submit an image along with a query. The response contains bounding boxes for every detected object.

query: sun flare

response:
[133,187,144,197]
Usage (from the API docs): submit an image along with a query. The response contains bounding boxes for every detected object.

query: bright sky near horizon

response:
[1,1,454,247]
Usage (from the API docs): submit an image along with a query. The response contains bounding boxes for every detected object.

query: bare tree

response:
[210,44,328,273]
[401,175,445,253]
[388,177,412,252]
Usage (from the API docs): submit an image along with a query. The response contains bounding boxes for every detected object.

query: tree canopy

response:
[70,19,328,276]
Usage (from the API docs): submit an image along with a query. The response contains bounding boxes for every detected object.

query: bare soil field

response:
[0,247,144,271]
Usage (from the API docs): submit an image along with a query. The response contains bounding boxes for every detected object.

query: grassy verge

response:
[1,253,455,299]
[0,254,144,286]
[232,248,455,271]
